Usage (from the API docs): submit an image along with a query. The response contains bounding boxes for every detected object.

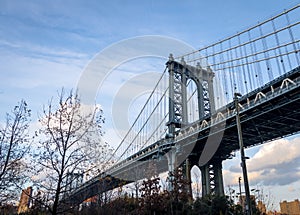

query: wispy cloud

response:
[0,52,83,88]
[0,39,90,62]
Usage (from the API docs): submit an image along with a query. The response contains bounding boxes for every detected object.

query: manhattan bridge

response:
[65,4,300,205]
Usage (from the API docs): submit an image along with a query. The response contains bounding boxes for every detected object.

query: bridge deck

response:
[65,66,300,204]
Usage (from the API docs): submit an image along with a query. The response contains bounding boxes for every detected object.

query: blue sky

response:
[1,0,300,210]
[1,0,300,113]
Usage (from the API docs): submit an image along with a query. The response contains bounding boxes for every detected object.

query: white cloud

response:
[225,136,300,187]
[248,138,300,171]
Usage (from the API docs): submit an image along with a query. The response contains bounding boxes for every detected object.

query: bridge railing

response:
[174,66,300,143]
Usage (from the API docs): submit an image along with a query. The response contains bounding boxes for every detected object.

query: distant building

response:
[280,199,300,215]
[83,196,98,206]
[17,187,32,214]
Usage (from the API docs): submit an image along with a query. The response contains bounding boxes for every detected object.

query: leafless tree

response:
[34,89,104,214]
[254,187,276,212]
[83,140,115,180]
[0,100,31,203]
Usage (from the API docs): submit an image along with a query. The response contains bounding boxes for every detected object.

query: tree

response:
[0,100,31,203]
[166,167,192,214]
[257,187,276,212]
[34,89,104,214]
[139,176,166,214]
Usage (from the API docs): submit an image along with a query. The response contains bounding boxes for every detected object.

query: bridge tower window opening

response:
[186,79,198,123]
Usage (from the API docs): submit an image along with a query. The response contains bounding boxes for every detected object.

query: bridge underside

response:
[63,175,132,205]
[187,67,300,163]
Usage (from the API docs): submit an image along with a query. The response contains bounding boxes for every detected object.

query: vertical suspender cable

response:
[212,45,221,109]
[220,42,229,102]
[259,24,273,81]
[285,11,300,65]
[271,19,285,77]
[238,34,248,94]
[228,39,236,96]
[245,33,252,92]
[234,38,243,94]
[250,29,263,87]
[248,31,257,90]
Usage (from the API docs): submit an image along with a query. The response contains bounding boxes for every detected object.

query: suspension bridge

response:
[65,4,300,204]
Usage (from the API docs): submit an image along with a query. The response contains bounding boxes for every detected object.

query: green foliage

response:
[165,168,192,214]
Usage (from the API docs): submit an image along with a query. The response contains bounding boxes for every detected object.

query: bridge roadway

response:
[65,66,300,205]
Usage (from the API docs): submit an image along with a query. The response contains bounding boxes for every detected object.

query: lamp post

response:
[234,93,252,215]
[238,176,242,205]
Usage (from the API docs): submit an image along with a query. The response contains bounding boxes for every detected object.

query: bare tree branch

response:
[0,100,31,203]
[34,89,104,214]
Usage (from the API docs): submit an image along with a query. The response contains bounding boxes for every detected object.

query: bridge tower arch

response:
[166,54,224,197]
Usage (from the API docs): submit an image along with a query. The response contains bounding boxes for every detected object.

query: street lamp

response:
[251,189,260,202]
[238,177,242,205]
[234,93,252,215]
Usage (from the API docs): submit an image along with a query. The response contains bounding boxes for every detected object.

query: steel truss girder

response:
[166,57,215,135]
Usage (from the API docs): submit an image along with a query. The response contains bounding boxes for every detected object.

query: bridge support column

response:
[200,159,224,197]
[166,147,177,191]
[182,158,193,201]
[200,165,210,196]
[213,160,224,196]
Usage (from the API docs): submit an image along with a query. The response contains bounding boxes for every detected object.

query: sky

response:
[1,0,300,210]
